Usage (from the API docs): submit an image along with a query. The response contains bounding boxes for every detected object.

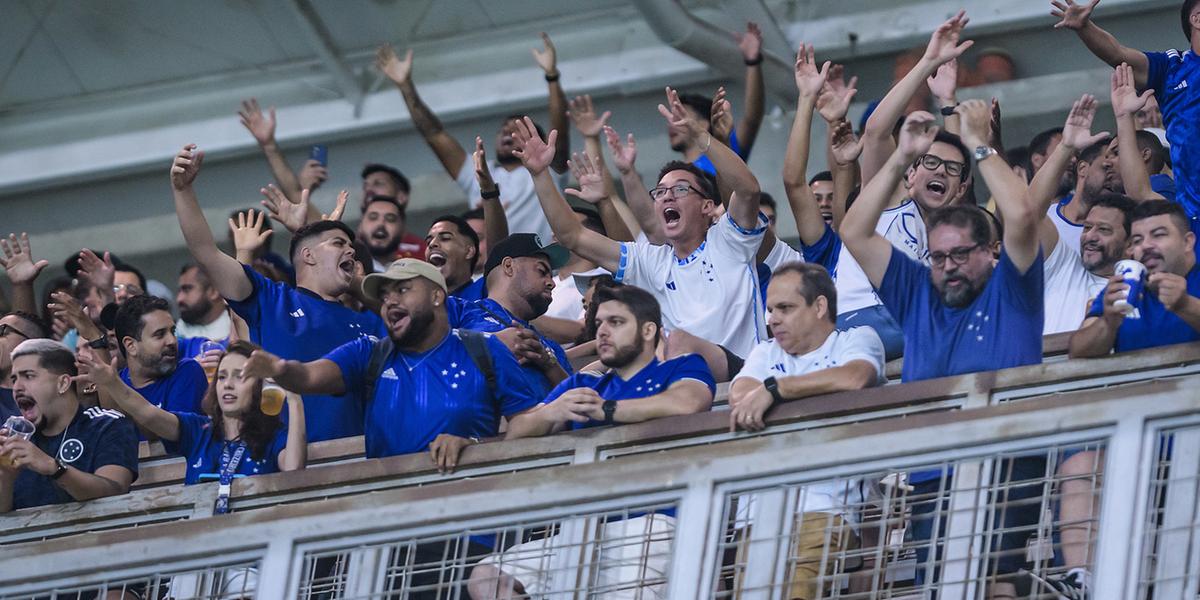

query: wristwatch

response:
[763,376,784,404]
[973,146,998,162]
[602,400,617,424]
[49,458,68,480]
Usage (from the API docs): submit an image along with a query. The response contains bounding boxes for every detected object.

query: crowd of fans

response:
[2,1,1199,598]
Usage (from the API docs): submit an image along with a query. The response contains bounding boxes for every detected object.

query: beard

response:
[937,271,991,308]
[600,342,642,369]
[178,298,213,324]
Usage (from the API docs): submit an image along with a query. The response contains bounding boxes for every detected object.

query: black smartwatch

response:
[50,459,68,480]
[602,400,617,424]
[763,376,784,404]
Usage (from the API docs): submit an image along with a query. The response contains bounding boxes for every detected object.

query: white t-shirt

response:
[835,200,928,314]
[733,326,886,520]
[457,160,563,243]
[1048,202,1083,254]
[617,213,768,358]
[545,273,585,320]
[1042,239,1107,335]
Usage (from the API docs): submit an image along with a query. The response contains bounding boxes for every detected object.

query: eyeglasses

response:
[929,243,983,268]
[649,183,703,201]
[0,324,29,340]
[917,154,966,178]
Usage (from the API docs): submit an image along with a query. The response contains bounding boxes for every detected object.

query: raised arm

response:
[734,22,766,154]
[532,33,570,174]
[0,233,47,314]
[1032,95,1109,253]
[1111,63,1164,201]
[782,44,833,247]
[242,348,346,396]
[171,145,254,302]
[659,87,761,229]
[605,126,662,243]
[1052,0,1149,87]
[861,11,973,183]
[376,45,468,177]
[842,112,940,287]
[513,117,623,272]
[956,100,1040,271]
[237,99,303,203]
[81,352,181,442]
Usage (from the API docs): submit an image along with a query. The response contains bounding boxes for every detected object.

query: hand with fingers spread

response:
[298,159,328,192]
[229,210,274,259]
[531,32,558,77]
[897,112,941,163]
[922,10,974,66]
[170,144,205,191]
[603,126,638,175]
[830,120,864,166]
[1060,94,1111,151]
[0,233,49,286]
[260,184,311,233]
[954,99,993,149]
[816,65,858,123]
[564,153,609,205]
[77,248,116,291]
[375,44,413,86]
[927,58,959,105]
[322,190,349,222]
[657,87,709,145]
[736,21,763,63]
[1111,62,1155,118]
[1051,0,1101,30]
[510,116,559,175]
[428,433,476,474]
[710,87,734,143]
[793,43,831,99]
[237,99,277,147]
[473,136,498,195]
[567,95,611,138]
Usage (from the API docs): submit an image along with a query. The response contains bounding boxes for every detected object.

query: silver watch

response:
[973,145,998,162]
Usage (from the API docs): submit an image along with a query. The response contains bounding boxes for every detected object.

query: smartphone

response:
[310,144,328,167]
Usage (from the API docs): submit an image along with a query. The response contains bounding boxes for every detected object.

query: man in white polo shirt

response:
[728,262,885,600]
[516,86,766,381]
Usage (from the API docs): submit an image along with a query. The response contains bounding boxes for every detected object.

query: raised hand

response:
[237,99,276,146]
[323,190,348,222]
[710,87,734,142]
[564,152,608,205]
[793,42,831,98]
[77,248,116,290]
[1051,0,1100,30]
[735,21,763,62]
[0,233,48,285]
[926,58,959,103]
[228,210,274,256]
[567,95,611,138]
[298,159,328,192]
[1111,62,1155,117]
[816,65,858,123]
[1061,94,1111,151]
[657,87,708,143]
[922,10,974,65]
[511,116,558,175]
[473,136,498,194]
[531,32,558,76]
[603,126,637,175]
[897,111,940,162]
[260,184,310,233]
[170,144,204,190]
[830,120,864,166]
[954,99,993,147]
[375,44,413,85]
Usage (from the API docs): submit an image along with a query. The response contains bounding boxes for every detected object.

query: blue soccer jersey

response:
[324,330,541,459]
[1145,50,1200,216]
[226,264,387,442]
[164,411,288,485]
[12,406,139,510]
[1086,265,1200,353]
[542,354,715,431]
[457,299,573,392]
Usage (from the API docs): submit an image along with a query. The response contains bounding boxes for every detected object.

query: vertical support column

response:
[668,479,717,600]
[1151,428,1200,599]
[1093,418,1148,600]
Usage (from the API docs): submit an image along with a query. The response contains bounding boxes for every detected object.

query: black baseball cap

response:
[484,233,569,277]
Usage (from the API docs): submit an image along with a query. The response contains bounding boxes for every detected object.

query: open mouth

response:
[427,251,447,268]
[926,180,947,196]
[662,207,682,226]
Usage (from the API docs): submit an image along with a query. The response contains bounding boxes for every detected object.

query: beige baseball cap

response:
[361,258,447,301]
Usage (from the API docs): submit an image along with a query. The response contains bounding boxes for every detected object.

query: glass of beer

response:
[1,416,35,468]
[260,379,285,417]
[198,340,225,381]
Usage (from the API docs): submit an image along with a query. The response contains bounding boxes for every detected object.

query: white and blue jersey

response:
[164,411,287,485]
[12,406,139,510]
[324,330,542,459]
[227,265,387,442]
[1086,265,1200,353]
[543,355,716,431]
[1145,50,1200,216]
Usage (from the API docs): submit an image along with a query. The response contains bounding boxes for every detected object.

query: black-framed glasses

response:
[0,324,29,340]
[929,243,983,268]
[918,154,966,178]
[649,183,702,201]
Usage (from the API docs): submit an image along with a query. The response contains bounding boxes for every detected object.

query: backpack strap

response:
[457,329,497,398]
[363,336,395,403]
